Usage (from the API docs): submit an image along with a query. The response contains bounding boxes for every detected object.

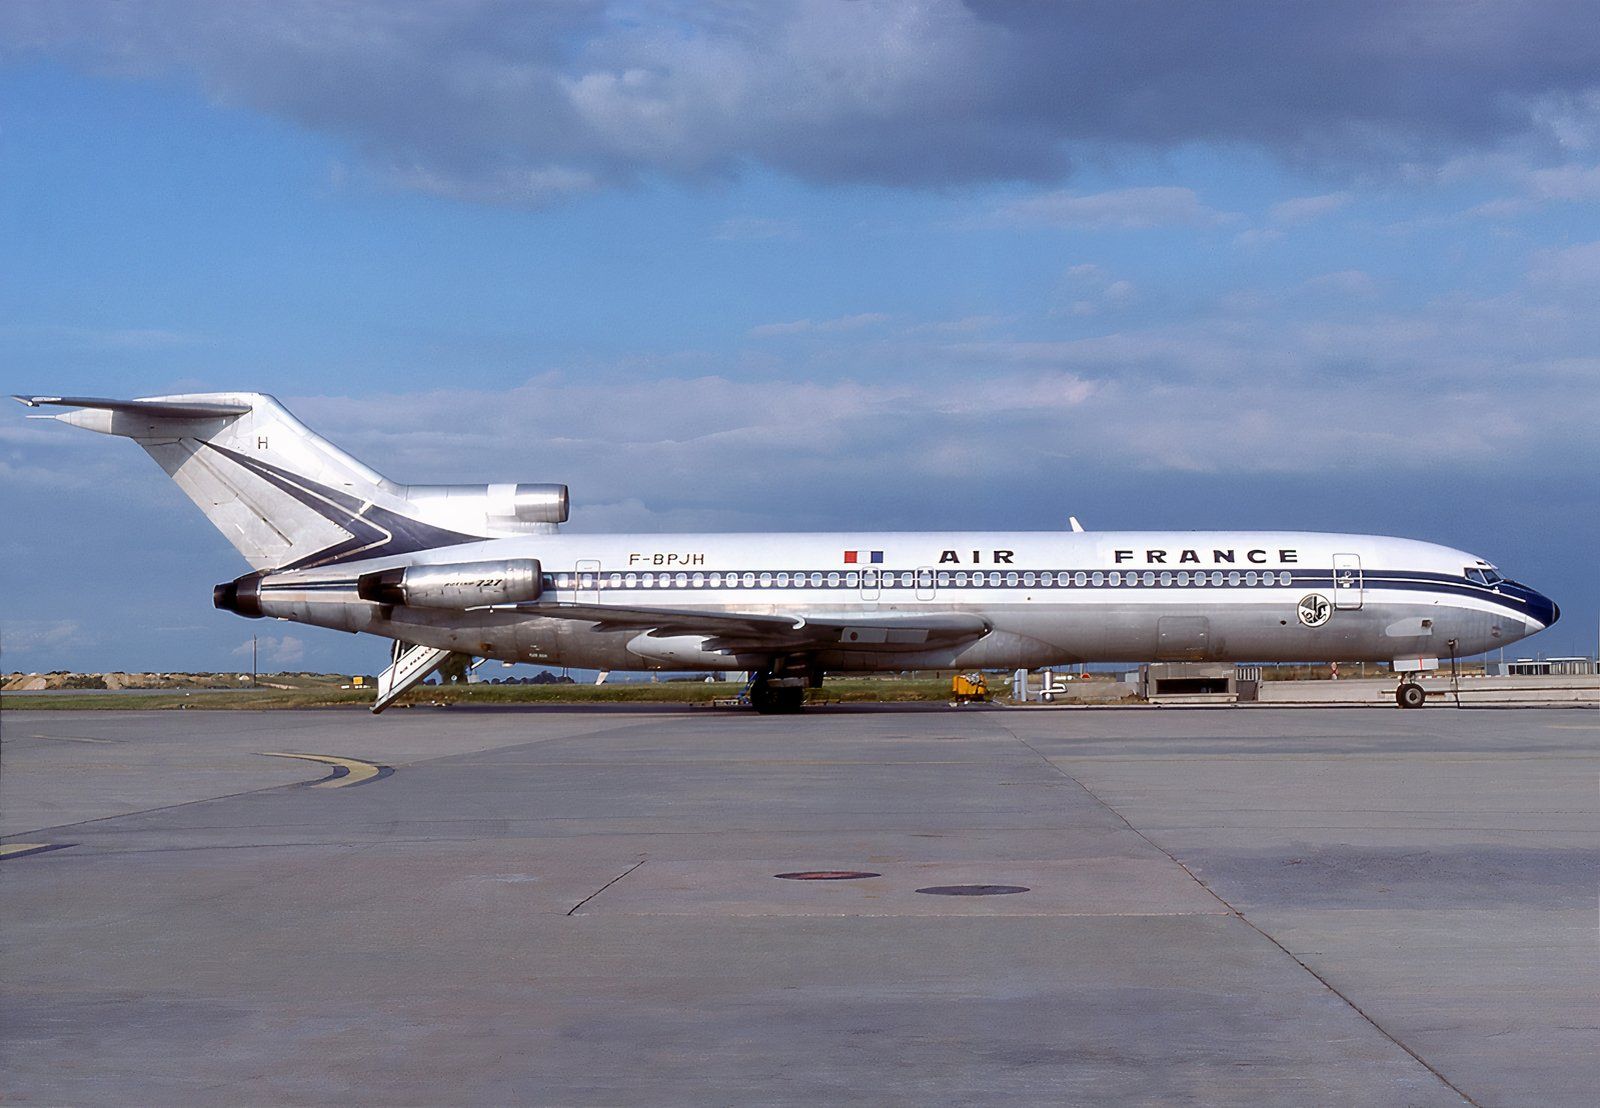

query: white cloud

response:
[995,187,1236,231]
[1268,192,1353,225]
[1527,240,1600,286]
[232,635,305,666]
[1055,264,1138,316]
[749,312,891,337]
[1300,269,1379,297]
[1,619,91,655]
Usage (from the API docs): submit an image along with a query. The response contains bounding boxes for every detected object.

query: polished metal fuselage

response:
[245,529,1558,671]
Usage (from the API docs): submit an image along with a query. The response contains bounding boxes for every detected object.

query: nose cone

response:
[1505,582,1560,630]
[1533,592,1560,630]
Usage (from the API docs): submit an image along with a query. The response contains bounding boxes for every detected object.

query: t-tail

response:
[13,393,568,571]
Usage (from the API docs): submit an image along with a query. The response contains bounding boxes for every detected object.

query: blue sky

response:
[2,1,1596,674]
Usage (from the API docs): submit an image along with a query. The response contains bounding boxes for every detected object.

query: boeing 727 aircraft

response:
[17,392,1559,712]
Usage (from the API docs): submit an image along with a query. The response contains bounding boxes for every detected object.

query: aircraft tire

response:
[1396,682,1426,709]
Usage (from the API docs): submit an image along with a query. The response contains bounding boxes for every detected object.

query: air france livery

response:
[17,393,1559,713]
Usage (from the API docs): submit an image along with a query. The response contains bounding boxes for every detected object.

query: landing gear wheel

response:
[1041,692,1055,704]
[750,673,806,714]
[1396,682,1426,709]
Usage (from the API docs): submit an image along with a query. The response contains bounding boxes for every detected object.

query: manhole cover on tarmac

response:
[774,870,881,881]
[915,884,1030,896]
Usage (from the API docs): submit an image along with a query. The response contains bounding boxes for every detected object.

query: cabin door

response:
[575,559,601,605]
[1332,553,1363,610]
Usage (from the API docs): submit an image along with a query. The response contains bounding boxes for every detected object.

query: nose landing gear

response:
[1395,681,1427,709]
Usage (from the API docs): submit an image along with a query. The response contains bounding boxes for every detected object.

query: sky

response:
[1,0,1596,675]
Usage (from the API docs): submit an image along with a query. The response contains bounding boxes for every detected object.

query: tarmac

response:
[2,704,1596,1106]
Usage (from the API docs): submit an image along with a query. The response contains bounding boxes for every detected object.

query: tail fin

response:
[16,392,488,571]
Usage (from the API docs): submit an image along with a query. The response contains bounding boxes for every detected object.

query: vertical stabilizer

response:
[16,392,476,570]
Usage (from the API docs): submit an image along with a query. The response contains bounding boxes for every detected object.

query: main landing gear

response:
[747,662,816,714]
[1395,680,1427,709]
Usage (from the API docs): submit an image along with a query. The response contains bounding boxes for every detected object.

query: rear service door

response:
[1332,553,1363,610]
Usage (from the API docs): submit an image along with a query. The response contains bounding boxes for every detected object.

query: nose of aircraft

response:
[1504,581,1560,629]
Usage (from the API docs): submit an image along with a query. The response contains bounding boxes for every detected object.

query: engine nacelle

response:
[401,483,569,534]
[357,559,543,609]
[495,483,569,524]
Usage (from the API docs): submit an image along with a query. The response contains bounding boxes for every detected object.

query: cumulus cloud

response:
[267,266,1597,534]
[6,1,1600,204]
[233,634,305,666]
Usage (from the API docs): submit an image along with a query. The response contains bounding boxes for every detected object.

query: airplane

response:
[16,392,1559,713]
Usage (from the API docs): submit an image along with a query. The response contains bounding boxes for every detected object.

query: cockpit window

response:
[1466,567,1503,586]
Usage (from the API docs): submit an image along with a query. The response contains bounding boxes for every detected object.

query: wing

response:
[526,602,990,654]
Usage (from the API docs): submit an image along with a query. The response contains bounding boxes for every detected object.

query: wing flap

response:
[526,602,989,652]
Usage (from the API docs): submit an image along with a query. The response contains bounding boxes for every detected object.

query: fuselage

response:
[241,529,1558,673]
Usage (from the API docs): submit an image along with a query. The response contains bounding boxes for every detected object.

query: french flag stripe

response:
[843,550,884,563]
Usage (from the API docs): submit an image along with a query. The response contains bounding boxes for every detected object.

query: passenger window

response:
[759,572,772,587]
[827,572,841,587]
[675,572,687,588]
[1091,571,1104,586]
[1075,571,1088,587]
[1145,571,1157,586]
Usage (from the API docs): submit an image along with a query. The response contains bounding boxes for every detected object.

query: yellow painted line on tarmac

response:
[259,752,391,788]
[0,843,69,861]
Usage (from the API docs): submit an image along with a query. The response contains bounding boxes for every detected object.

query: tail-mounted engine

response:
[357,559,544,609]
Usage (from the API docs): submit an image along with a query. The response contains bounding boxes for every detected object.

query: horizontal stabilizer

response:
[13,395,252,419]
